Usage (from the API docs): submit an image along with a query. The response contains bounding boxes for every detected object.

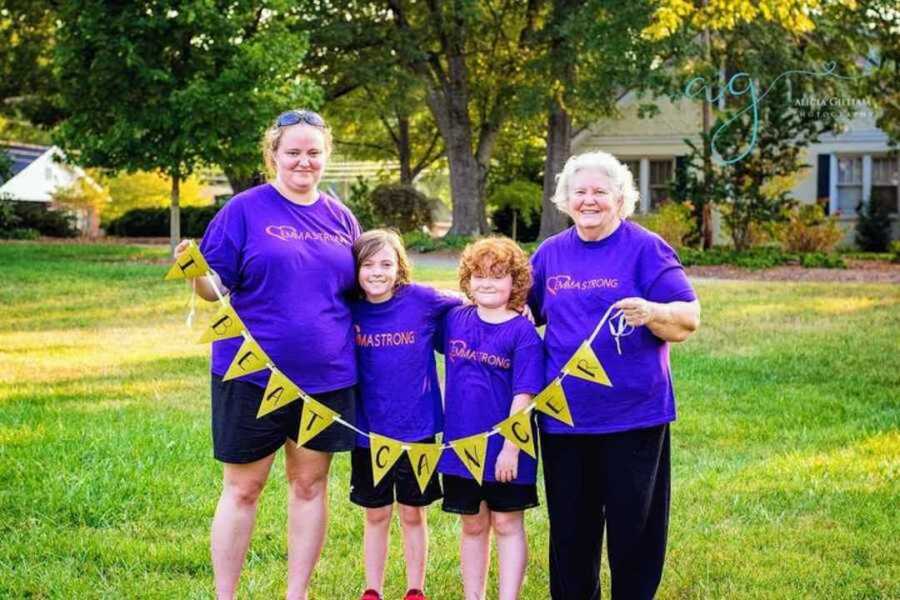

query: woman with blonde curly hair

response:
[438,236,545,600]
[529,151,700,599]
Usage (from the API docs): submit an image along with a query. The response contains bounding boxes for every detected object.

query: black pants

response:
[541,424,670,600]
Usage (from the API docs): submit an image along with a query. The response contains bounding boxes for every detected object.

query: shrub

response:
[488,180,542,242]
[402,231,472,253]
[370,184,433,233]
[12,202,78,237]
[106,205,220,237]
[0,195,39,239]
[800,252,846,268]
[891,241,900,264]
[779,204,843,253]
[632,202,693,250]
[855,200,892,251]
[342,177,378,231]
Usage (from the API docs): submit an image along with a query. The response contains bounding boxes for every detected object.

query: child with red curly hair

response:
[438,237,544,600]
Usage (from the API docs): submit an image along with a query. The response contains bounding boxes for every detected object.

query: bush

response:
[488,180,542,242]
[855,200,892,251]
[106,205,220,237]
[891,241,900,264]
[342,177,379,231]
[0,195,40,239]
[10,202,78,237]
[799,252,846,269]
[679,246,848,270]
[632,202,693,250]
[402,231,472,253]
[779,204,843,252]
[370,184,433,233]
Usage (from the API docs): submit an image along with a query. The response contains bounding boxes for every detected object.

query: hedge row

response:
[105,206,220,238]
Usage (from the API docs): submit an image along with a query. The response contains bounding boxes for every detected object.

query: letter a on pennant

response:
[369,434,404,486]
[197,303,245,343]
[498,410,537,458]
[451,434,488,485]
[257,369,301,418]
[563,341,612,386]
[406,443,443,494]
[164,240,210,280]
[534,378,574,426]
[297,397,338,447]
[222,337,271,381]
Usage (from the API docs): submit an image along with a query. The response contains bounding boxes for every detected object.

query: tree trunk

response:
[700,11,715,250]
[539,100,572,240]
[224,169,264,196]
[398,116,413,185]
[512,210,518,241]
[169,172,181,252]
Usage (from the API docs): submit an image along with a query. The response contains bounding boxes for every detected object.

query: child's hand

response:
[494,441,520,482]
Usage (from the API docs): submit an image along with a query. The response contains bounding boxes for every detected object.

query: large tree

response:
[54,0,319,249]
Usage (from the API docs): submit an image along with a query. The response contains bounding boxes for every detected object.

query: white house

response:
[1,142,103,235]
[573,92,900,243]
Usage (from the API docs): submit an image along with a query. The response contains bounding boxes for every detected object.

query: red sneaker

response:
[404,590,427,600]
[360,590,381,600]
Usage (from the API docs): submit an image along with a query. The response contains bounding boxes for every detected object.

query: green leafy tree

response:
[54,0,319,249]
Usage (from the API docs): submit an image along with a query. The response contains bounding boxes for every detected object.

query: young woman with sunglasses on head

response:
[175,109,361,599]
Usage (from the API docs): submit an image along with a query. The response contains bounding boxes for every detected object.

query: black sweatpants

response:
[541,424,670,600]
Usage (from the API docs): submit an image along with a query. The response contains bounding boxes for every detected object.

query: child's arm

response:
[494,392,533,483]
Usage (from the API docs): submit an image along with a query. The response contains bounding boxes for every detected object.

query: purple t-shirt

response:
[438,306,545,484]
[352,283,462,447]
[528,222,696,434]
[199,184,361,392]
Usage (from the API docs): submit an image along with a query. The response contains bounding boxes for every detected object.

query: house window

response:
[836,156,863,214]
[622,160,640,181]
[649,159,673,208]
[871,156,899,214]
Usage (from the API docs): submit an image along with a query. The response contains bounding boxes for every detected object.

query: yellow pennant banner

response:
[164,240,210,280]
[563,341,612,386]
[198,302,245,343]
[498,410,537,458]
[406,442,443,494]
[369,434,405,486]
[534,378,574,426]
[257,369,301,418]
[222,337,271,381]
[451,434,488,485]
[297,397,339,447]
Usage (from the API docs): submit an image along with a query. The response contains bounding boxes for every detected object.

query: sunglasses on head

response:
[275,110,326,128]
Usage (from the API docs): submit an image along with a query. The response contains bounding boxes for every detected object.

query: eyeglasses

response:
[275,110,326,128]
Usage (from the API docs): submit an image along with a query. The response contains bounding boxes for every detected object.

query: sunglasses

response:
[275,110,326,128]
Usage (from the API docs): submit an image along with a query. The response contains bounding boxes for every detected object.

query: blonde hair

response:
[458,237,532,311]
[552,151,639,219]
[352,229,412,295]
[261,110,334,176]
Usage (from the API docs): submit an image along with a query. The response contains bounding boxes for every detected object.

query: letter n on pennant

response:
[534,378,574,427]
[369,434,404,486]
[406,443,443,494]
[297,396,338,447]
[498,410,537,458]
[451,434,488,485]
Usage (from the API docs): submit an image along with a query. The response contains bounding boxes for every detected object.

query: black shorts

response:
[441,474,539,515]
[350,438,443,508]
[211,374,357,464]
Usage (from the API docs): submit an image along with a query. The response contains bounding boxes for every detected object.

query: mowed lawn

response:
[0,242,897,599]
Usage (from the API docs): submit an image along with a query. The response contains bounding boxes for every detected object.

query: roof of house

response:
[0,142,92,203]
[4,142,49,179]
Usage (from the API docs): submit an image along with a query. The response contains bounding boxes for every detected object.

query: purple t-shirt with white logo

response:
[438,306,545,484]
[528,222,696,434]
[200,184,361,392]
[352,283,462,447]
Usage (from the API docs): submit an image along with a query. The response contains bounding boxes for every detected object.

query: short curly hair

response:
[458,237,532,311]
[552,150,639,219]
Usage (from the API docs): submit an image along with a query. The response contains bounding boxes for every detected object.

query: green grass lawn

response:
[1,242,897,599]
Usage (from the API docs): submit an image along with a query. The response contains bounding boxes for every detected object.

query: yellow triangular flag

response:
[222,337,271,381]
[563,341,612,386]
[257,369,302,418]
[451,434,488,485]
[498,410,537,458]
[198,302,246,343]
[369,434,405,486]
[297,396,339,447]
[534,378,574,426]
[164,240,210,280]
[406,443,443,494]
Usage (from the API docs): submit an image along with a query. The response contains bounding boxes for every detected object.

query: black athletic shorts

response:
[350,437,443,508]
[211,373,356,464]
[441,474,539,515]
